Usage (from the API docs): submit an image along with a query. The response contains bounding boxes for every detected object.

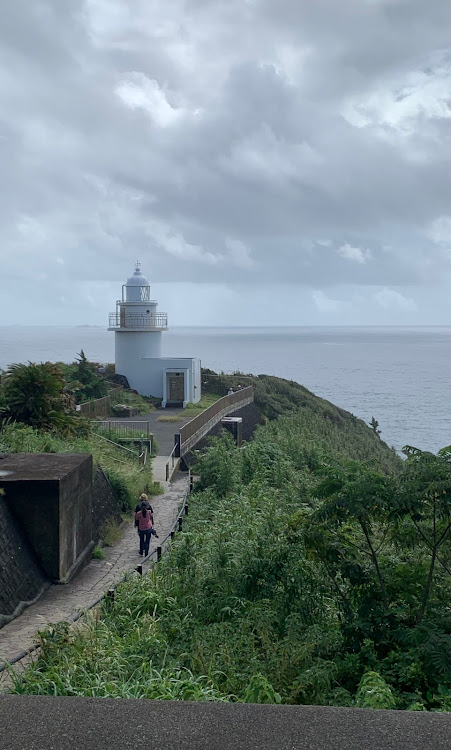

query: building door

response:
[167,372,185,404]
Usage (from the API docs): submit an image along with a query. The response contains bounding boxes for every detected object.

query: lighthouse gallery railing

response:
[108,312,168,330]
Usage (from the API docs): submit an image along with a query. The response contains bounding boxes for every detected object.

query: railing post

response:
[157,546,162,562]
[189,473,194,492]
[170,531,175,540]
[107,588,115,602]
[174,433,181,458]
[178,517,183,532]
[135,564,143,575]
[184,503,189,516]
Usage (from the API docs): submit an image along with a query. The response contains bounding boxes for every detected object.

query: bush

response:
[355,672,396,710]
[103,469,135,511]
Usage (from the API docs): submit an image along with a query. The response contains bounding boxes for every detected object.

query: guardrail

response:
[0,477,192,674]
[179,386,254,453]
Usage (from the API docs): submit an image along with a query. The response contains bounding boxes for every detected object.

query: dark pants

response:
[139,529,152,556]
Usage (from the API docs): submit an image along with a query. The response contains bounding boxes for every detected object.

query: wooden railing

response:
[179,386,253,453]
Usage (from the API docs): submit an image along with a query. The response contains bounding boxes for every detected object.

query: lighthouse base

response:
[115,357,201,407]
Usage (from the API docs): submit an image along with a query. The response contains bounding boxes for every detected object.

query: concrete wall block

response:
[0,496,47,627]
[0,454,94,583]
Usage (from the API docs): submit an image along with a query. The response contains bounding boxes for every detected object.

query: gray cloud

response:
[0,0,449,324]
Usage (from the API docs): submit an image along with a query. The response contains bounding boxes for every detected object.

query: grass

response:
[157,415,182,423]
[92,546,106,560]
[110,389,156,415]
[176,393,223,419]
[0,422,159,508]
[99,518,122,547]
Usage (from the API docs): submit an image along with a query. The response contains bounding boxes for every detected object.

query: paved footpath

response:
[0,475,188,669]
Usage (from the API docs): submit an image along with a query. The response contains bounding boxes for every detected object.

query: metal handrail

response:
[108,312,168,330]
[92,421,151,439]
[91,431,141,458]
[165,443,179,482]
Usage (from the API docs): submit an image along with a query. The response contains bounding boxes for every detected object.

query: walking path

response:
[104,408,193,486]
[0,475,189,669]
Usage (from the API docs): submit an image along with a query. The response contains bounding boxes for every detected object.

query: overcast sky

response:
[0,0,449,326]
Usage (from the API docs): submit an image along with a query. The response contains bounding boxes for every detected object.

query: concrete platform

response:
[0,696,449,750]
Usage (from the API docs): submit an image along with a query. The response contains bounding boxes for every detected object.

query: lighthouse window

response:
[146,310,150,314]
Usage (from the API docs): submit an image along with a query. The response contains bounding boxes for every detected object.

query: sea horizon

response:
[0,324,449,454]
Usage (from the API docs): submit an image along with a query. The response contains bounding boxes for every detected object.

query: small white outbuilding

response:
[108,263,201,407]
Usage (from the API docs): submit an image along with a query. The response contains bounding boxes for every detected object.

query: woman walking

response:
[135,502,153,557]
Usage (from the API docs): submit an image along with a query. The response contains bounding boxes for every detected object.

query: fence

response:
[179,386,254,453]
[0,477,192,674]
[78,387,123,418]
[91,420,151,441]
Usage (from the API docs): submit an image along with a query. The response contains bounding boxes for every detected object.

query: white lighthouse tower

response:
[108,263,201,407]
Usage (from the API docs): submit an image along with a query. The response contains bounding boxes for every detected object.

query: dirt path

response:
[0,474,189,669]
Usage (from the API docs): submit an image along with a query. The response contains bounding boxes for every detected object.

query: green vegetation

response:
[8,374,451,711]
[110,388,155,416]
[0,361,80,434]
[203,369,369,424]
[99,518,123,547]
[3,364,449,711]
[0,422,160,508]
[61,350,109,403]
[0,355,160,510]
[92,546,106,560]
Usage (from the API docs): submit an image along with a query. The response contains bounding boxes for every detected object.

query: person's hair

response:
[140,500,148,519]
[139,493,148,502]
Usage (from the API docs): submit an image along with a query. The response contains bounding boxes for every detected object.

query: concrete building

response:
[108,263,201,407]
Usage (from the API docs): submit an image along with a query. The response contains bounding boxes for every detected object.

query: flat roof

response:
[0,696,449,750]
[0,453,91,482]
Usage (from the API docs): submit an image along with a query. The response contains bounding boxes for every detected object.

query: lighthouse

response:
[108,263,201,408]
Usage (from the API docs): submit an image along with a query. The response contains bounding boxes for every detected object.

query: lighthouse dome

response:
[124,262,151,302]
[126,262,149,287]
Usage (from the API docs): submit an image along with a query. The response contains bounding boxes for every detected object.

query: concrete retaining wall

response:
[0,454,93,583]
[0,495,48,628]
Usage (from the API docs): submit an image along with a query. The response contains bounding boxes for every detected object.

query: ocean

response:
[0,326,449,454]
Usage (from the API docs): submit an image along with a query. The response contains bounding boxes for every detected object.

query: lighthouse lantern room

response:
[108,263,201,408]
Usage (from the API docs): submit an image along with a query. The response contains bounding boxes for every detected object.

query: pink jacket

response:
[135,510,153,531]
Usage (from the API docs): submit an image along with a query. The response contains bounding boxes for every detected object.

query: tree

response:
[369,417,381,437]
[394,446,451,624]
[313,459,392,613]
[73,350,108,401]
[0,361,79,432]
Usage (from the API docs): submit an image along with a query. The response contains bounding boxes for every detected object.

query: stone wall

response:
[0,496,48,628]
[91,467,123,541]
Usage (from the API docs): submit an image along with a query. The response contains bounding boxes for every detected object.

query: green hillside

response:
[8,376,451,711]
